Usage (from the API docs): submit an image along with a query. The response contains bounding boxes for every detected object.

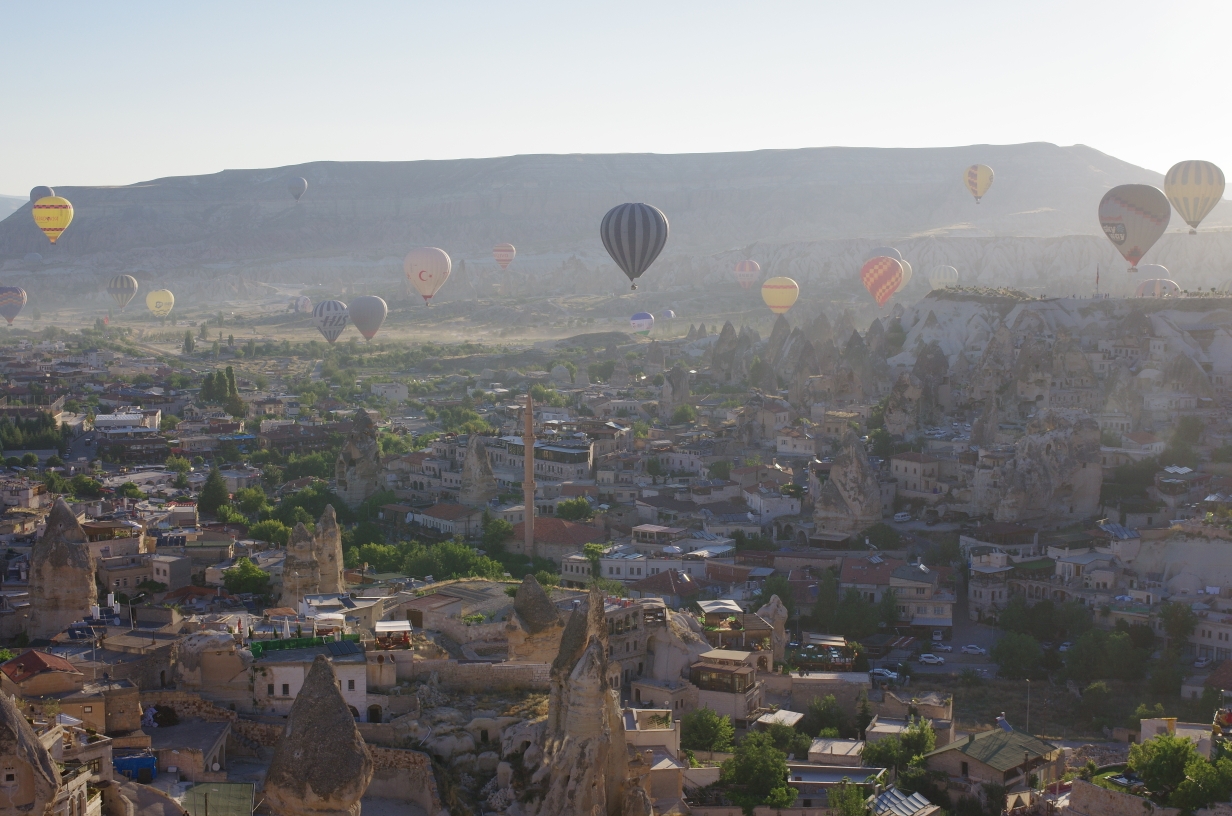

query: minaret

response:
[523,392,536,559]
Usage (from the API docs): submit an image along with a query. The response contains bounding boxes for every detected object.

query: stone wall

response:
[437,616,508,645]
[367,746,444,816]
[1067,779,1180,816]
[408,659,550,692]
[759,672,871,712]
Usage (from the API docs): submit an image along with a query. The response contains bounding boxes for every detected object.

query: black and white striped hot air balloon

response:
[600,203,669,290]
[107,275,139,310]
[312,300,349,344]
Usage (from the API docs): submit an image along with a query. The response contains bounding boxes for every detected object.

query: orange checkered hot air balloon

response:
[860,256,904,307]
[32,196,73,244]
[761,277,799,314]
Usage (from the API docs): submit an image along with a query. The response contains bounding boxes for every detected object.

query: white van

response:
[893,512,912,523]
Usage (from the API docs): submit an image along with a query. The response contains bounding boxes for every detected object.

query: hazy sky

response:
[2,0,1229,194]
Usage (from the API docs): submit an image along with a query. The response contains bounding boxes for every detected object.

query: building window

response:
[347,679,355,690]
[282,684,290,697]
[268,684,274,696]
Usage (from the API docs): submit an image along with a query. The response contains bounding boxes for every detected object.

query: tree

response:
[183,331,195,354]
[720,731,795,813]
[671,404,698,425]
[833,588,879,640]
[1129,733,1200,797]
[249,519,290,546]
[583,542,606,578]
[198,468,230,515]
[708,460,733,480]
[757,574,796,619]
[808,569,839,632]
[828,781,867,816]
[798,694,850,738]
[878,588,900,627]
[555,497,594,521]
[235,487,270,516]
[991,632,1042,679]
[481,514,514,552]
[116,482,144,500]
[223,557,272,596]
[681,707,734,752]
[1159,601,1198,647]
[862,717,936,773]
[765,723,811,759]
[70,474,103,498]
[1170,756,1232,811]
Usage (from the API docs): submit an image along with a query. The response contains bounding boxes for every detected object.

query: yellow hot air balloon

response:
[761,277,799,314]
[1165,160,1225,234]
[964,165,994,203]
[146,289,175,317]
[32,196,73,243]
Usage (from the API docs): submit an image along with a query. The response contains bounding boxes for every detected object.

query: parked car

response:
[961,644,987,656]
[1058,642,1072,652]
[870,668,899,681]
[893,512,912,523]
[918,654,945,665]
[1195,657,1213,669]
[931,642,953,652]
[932,630,944,642]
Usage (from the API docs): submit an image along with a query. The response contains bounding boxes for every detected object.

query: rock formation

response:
[459,437,498,508]
[970,322,1015,402]
[708,321,740,382]
[28,498,96,641]
[883,373,925,436]
[335,409,382,508]
[660,363,690,417]
[0,687,61,816]
[281,505,345,600]
[813,431,882,535]
[766,315,792,369]
[534,586,632,816]
[505,574,565,663]
[757,595,790,662]
[314,505,346,595]
[610,358,631,388]
[265,655,374,816]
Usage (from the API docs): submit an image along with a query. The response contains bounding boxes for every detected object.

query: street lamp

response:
[1026,679,1031,734]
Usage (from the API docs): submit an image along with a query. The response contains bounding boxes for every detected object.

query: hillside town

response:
[0,290,1230,816]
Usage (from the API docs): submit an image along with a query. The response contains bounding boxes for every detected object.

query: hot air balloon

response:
[312,300,349,344]
[1165,161,1225,234]
[1134,278,1180,298]
[869,246,903,262]
[734,260,761,289]
[32,196,73,244]
[898,259,913,288]
[661,309,676,320]
[860,257,904,307]
[289,177,308,202]
[630,312,654,335]
[600,203,669,290]
[929,266,959,289]
[29,186,53,203]
[350,295,388,341]
[404,247,452,303]
[107,275,138,310]
[1099,185,1170,271]
[964,165,994,203]
[0,288,27,325]
[761,277,800,315]
[290,296,312,313]
[145,289,174,318]
[493,243,516,270]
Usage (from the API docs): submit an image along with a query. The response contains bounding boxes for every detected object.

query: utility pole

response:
[522,393,536,560]
[1026,679,1031,734]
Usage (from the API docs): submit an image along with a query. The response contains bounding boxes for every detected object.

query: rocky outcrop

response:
[610,358,631,388]
[0,685,61,816]
[969,322,1015,402]
[766,315,792,368]
[335,409,381,508]
[28,498,96,641]
[505,575,565,663]
[971,396,1000,448]
[281,506,345,600]
[459,437,498,508]
[758,595,790,662]
[646,609,712,681]
[708,321,740,382]
[534,587,631,816]
[660,364,690,417]
[883,373,925,436]
[266,656,374,816]
[813,431,882,535]
[314,505,346,595]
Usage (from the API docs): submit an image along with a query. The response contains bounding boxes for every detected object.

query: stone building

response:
[28,499,96,641]
[335,410,382,509]
[264,655,374,816]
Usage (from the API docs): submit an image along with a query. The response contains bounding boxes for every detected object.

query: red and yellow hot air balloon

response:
[734,260,761,289]
[761,277,799,314]
[493,243,516,270]
[32,196,73,243]
[861,256,904,307]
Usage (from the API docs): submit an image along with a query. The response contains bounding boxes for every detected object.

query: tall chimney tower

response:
[523,392,536,559]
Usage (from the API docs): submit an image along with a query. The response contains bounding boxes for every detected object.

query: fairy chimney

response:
[314,505,346,595]
[28,499,96,641]
[0,690,61,816]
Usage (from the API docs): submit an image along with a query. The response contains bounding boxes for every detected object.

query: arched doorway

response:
[367,705,382,723]
[348,706,360,719]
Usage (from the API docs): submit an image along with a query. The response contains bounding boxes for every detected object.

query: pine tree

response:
[183,331,195,354]
[246,339,256,358]
[201,372,216,402]
[198,468,230,515]
[228,334,234,347]
[225,366,238,397]
[211,340,220,357]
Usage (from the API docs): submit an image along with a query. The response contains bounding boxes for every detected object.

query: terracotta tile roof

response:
[629,568,705,599]
[421,503,481,521]
[840,556,906,586]
[512,517,607,548]
[2,649,81,684]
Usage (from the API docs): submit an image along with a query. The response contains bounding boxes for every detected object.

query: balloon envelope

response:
[1099,185,1170,270]
[734,259,761,289]
[0,288,27,325]
[898,259,913,287]
[493,243,516,270]
[600,203,669,289]
[290,296,312,313]
[761,277,800,314]
[145,289,174,317]
[929,266,959,289]
[868,246,902,262]
[107,275,139,309]
[32,196,73,244]
[1134,278,1180,298]
[630,312,654,335]
[661,310,676,320]
[288,177,308,201]
[1165,161,1225,232]
[860,257,903,307]
[964,164,994,202]
[29,186,53,203]
[404,247,452,303]
[312,300,349,344]
[350,295,388,341]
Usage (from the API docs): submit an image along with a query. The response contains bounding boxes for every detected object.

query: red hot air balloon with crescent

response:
[734,260,760,289]
[860,257,904,307]
[493,243,516,270]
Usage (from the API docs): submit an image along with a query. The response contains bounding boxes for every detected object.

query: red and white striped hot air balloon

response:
[734,260,761,289]
[493,243,516,270]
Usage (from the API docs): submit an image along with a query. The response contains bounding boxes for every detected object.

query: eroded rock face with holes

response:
[28,498,96,641]
[813,431,882,535]
[265,656,373,816]
[335,409,382,509]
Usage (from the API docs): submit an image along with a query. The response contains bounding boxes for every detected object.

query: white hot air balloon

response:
[312,300,349,344]
[404,247,452,303]
[349,295,388,341]
[929,266,959,289]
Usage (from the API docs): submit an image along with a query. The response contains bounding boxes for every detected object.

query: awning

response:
[698,600,743,615]
[375,620,413,633]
